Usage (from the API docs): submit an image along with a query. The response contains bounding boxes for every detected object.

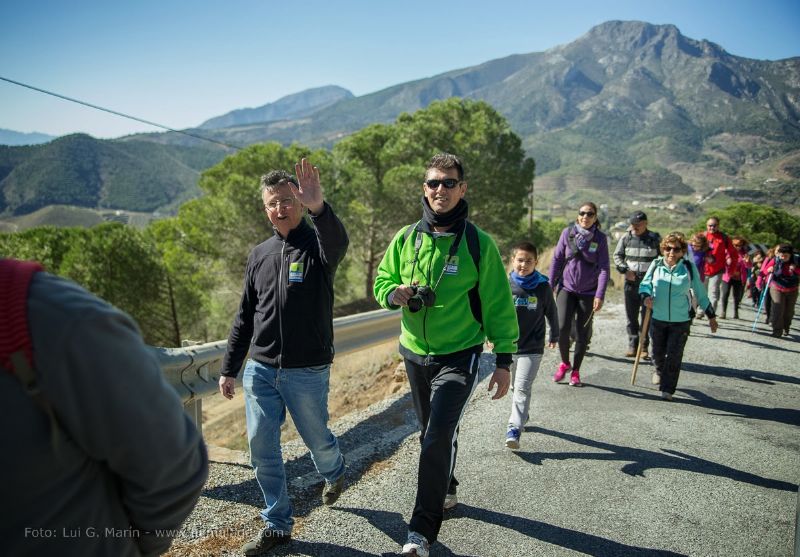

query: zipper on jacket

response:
[278,240,286,370]
[421,234,437,354]
[667,267,673,321]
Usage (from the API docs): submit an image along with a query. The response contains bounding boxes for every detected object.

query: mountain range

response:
[2,20,798,220]
[0,134,225,215]
[198,85,353,129]
[0,128,56,146]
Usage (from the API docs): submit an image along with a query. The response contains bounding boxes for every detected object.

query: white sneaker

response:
[401,531,430,557]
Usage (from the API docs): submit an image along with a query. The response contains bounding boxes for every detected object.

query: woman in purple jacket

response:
[549,202,610,387]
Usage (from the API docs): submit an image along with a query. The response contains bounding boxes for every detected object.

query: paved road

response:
[174,300,799,556]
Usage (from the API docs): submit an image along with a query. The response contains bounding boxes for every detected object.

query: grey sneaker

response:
[322,473,345,506]
[444,485,458,510]
[242,528,290,556]
[660,391,673,401]
[401,531,430,557]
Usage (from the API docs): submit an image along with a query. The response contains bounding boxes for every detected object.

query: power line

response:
[0,75,244,151]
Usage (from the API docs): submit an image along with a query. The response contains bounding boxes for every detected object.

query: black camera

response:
[407,285,436,313]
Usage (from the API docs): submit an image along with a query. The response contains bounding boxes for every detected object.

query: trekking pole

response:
[751,274,773,332]
[631,306,652,385]
[583,309,595,328]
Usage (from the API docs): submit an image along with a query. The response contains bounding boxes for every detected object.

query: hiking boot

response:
[784,329,791,336]
[569,370,582,387]
[322,473,345,506]
[444,485,458,510]
[505,427,521,450]
[402,531,430,557]
[651,372,661,385]
[242,528,290,556]
[660,391,673,402]
[625,348,636,357]
[721,311,727,319]
[554,362,571,382]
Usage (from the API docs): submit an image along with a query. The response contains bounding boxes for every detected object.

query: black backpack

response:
[400,220,482,325]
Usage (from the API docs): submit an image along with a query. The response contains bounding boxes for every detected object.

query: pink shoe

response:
[554,362,571,382]
[569,370,582,387]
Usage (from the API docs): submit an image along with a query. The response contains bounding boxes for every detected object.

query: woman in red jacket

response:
[720,236,749,319]
[702,216,739,314]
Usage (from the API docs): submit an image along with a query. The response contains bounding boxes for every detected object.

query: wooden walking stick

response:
[631,306,652,385]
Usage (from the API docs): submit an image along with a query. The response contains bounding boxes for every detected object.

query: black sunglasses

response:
[664,246,683,252]
[424,178,460,189]
[578,211,596,217]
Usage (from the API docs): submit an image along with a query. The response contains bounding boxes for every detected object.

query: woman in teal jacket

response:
[639,233,718,400]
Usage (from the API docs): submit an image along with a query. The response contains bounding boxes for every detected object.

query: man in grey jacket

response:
[613,211,661,357]
[1,262,208,557]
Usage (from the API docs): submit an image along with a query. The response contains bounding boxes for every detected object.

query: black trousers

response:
[557,289,594,371]
[624,279,648,349]
[404,350,480,543]
[721,279,744,316]
[650,319,691,395]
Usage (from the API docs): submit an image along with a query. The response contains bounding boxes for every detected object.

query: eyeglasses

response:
[663,246,683,253]
[424,178,460,189]
[578,211,596,217]
[265,197,295,211]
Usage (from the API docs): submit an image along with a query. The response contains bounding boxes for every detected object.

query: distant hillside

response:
[199,85,353,129]
[132,21,799,201]
[0,134,227,215]
[0,128,57,146]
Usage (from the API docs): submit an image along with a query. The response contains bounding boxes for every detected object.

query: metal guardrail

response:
[150,309,401,432]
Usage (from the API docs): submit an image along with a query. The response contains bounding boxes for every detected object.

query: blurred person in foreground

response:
[1,259,208,557]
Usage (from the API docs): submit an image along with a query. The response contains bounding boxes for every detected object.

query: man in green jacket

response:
[374,153,519,557]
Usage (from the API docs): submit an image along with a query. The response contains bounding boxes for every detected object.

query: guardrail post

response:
[185,399,203,437]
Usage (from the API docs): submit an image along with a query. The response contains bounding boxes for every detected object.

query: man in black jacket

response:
[219,159,349,555]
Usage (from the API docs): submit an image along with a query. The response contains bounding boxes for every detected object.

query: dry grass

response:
[202,340,405,451]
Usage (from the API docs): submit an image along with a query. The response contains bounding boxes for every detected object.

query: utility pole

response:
[528,178,534,236]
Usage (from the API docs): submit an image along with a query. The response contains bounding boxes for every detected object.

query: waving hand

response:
[294,158,324,215]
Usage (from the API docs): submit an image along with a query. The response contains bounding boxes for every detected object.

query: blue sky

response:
[1,0,798,138]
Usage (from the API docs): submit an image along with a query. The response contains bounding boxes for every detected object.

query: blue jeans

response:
[242,359,345,534]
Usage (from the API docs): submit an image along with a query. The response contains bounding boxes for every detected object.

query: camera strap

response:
[408,222,466,292]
